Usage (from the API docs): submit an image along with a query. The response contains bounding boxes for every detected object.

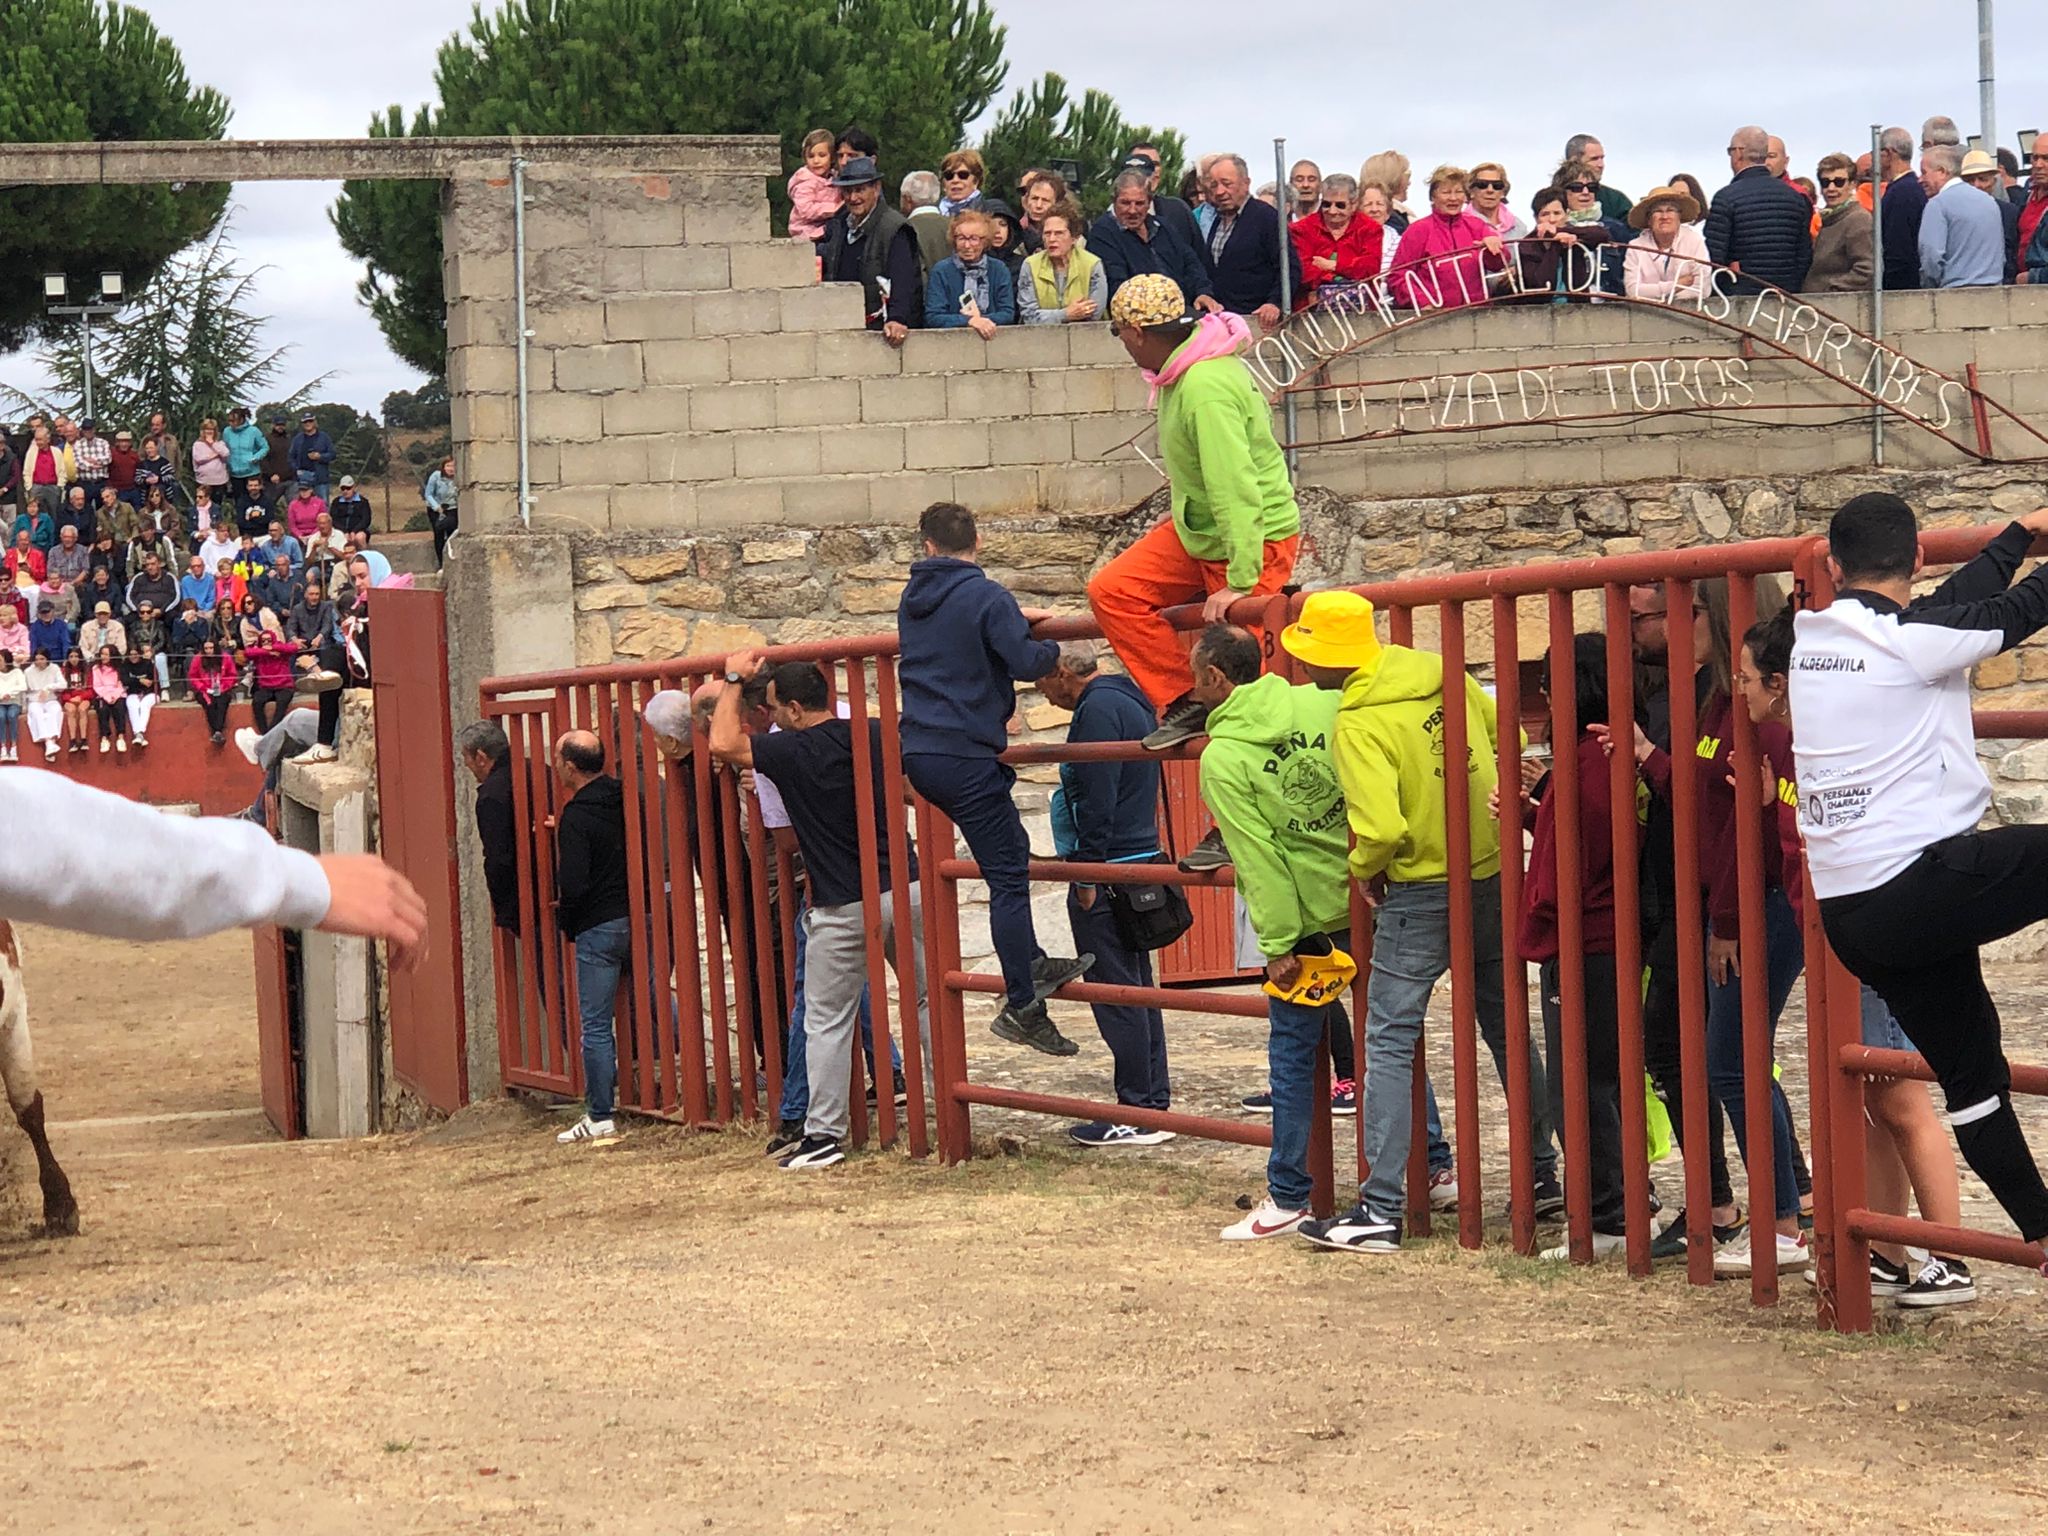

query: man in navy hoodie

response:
[897,502,1092,1054]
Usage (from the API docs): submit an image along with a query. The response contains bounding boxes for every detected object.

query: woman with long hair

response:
[60,647,94,753]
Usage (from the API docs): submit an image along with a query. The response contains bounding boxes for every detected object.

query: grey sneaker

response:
[1178,826,1231,873]
[1142,694,1211,752]
[1029,952,1093,1003]
[991,999,1079,1056]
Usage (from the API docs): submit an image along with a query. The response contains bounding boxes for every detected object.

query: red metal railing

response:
[480,522,2048,1329]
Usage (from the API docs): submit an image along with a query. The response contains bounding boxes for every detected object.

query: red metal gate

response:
[371,587,469,1114]
[252,923,298,1140]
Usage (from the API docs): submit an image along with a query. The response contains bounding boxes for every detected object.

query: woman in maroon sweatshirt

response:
[1516,634,1628,1256]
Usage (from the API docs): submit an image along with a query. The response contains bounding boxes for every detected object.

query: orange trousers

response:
[1086,521,1301,708]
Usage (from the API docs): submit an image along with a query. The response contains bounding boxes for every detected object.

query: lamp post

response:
[1979,0,1996,185]
[41,271,125,423]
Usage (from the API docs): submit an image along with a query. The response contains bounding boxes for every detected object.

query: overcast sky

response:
[9,0,2048,419]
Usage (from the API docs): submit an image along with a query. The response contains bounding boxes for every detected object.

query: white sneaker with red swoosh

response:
[1221,1197,1309,1242]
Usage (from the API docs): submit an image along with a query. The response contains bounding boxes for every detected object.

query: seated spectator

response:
[327,476,372,546]
[924,210,1016,335]
[188,636,238,743]
[87,529,126,587]
[0,649,20,762]
[819,155,921,346]
[1807,153,1875,292]
[126,552,178,618]
[209,598,240,655]
[1957,149,2019,285]
[243,608,296,734]
[78,600,125,661]
[197,520,239,579]
[1357,151,1414,232]
[1559,162,1633,291]
[78,565,124,624]
[89,643,128,753]
[0,606,27,666]
[237,476,274,533]
[1090,170,1217,309]
[122,644,157,749]
[899,170,952,282]
[1466,162,1527,243]
[1200,154,1299,329]
[1623,184,1712,303]
[1018,204,1105,324]
[11,503,54,553]
[6,527,44,590]
[44,526,89,621]
[23,647,63,760]
[56,484,94,544]
[128,600,169,689]
[287,483,326,542]
[1387,164,1507,311]
[257,518,304,573]
[1705,125,1813,293]
[169,595,210,661]
[217,558,248,611]
[179,554,215,614]
[1916,144,2001,289]
[0,570,22,627]
[28,600,69,668]
[1288,173,1384,308]
[93,486,127,547]
[188,484,224,546]
[253,553,302,615]
[787,127,841,243]
[127,520,177,579]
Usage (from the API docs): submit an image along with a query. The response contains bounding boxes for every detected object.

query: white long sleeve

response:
[0,770,331,939]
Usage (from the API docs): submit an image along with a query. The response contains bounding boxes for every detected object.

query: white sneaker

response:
[99,737,110,753]
[234,726,260,765]
[296,669,343,693]
[555,1115,619,1145]
[299,744,337,764]
[44,742,58,760]
[1221,1196,1309,1242]
[1540,1231,1627,1262]
[115,738,127,754]
[132,734,147,748]
[1428,1167,1458,1211]
[1713,1229,1808,1276]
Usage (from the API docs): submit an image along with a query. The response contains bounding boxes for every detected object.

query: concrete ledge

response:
[0,134,781,184]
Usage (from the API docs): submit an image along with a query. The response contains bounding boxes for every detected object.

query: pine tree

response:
[977,73,1186,219]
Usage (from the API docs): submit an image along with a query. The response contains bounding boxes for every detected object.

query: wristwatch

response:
[725,669,744,684]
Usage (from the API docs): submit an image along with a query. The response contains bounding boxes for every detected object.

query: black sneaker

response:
[1897,1255,1976,1308]
[777,1134,845,1171]
[892,1072,908,1106]
[991,999,1079,1056]
[1805,1250,1913,1296]
[1028,952,1093,1003]
[1142,693,1210,752]
[1299,1204,1403,1254]
[1177,826,1231,874]
[1531,1175,1567,1221]
[1239,1090,1274,1113]
[765,1118,805,1156]
[1650,1209,1746,1261]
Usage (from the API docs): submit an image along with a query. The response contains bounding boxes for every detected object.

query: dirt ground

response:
[3,924,2047,1536]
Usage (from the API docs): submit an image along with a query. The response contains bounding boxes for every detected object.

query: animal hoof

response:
[42,1189,79,1237]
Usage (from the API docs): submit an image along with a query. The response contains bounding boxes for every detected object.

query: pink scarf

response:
[1143,311,1252,405]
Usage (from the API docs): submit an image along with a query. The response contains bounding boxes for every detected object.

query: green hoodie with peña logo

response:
[1197,673,1352,958]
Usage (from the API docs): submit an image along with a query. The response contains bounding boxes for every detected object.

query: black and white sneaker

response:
[991,999,1080,1057]
[765,1118,805,1156]
[1142,693,1210,753]
[1801,1251,1912,1296]
[1177,826,1231,874]
[1068,1120,1175,1148]
[1298,1204,1403,1253]
[1897,1255,1976,1308]
[1531,1175,1568,1221]
[1239,1089,1274,1114]
[778,1134,845,1171]
[1029,952,1094,1003]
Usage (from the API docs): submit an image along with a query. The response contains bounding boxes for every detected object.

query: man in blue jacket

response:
[1876,126,1927,291]
[898,501,1092,1055]
[1704,126,1813,294]
[1091,171,1220,311]
[1035,640,1171,1145]
[287,413,335,501]
[1199,155,1301,327]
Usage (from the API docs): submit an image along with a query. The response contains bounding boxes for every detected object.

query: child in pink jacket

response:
[787,128,842,243]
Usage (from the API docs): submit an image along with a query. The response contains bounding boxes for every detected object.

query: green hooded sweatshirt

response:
[1330,643,1503,886]
[1198,673,1352,957]
[1156,341,1301,592]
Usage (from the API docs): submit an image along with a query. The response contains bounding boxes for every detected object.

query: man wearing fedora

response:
[819,155,923,346]
[1283,591,1561,1254]
[1918,144,2005,289]
[1959,149,2023,283]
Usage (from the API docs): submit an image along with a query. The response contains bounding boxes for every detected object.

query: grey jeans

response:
[802,884,931,1143]
[1358,875,1559,1221]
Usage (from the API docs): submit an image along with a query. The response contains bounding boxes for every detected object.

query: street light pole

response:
[42,271,124,420]
[80,312,94,423]
[1980,0,1997,177]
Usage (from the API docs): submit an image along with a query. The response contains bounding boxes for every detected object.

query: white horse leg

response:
[0,924,78,1236]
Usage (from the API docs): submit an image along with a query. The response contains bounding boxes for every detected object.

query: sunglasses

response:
[1470,179,1507,191]
[1819,175,1850,188]
[1322,200,1353,211]
[1563,181,1596,194]
[942,169,974,181]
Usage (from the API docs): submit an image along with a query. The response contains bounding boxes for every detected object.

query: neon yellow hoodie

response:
[1330,644,1503,885]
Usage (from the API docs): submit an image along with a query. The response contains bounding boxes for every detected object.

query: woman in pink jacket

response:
[1386,164,1507,313]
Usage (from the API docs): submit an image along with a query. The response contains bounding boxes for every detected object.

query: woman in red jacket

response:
[1288,173,1385,309]
[188,636,239,744]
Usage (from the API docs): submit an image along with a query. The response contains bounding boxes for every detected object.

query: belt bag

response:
[1106,855,1193,953]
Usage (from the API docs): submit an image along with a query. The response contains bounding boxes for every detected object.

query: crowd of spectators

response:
[792,115,2048,343]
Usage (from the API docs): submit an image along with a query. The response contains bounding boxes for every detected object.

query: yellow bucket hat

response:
[1281,590,1383,672]
[1109,272,1187,328]
[1262,945,1359,1006]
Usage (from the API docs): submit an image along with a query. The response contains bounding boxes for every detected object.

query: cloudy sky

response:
[11,0,2048,418]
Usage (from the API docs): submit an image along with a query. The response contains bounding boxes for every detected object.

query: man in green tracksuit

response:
[1190,624,1353,1242]
[1282,590,1562,1254]
[1089,273,1301,754]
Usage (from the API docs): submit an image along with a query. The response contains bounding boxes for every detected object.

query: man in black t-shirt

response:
[709,653,927,1171]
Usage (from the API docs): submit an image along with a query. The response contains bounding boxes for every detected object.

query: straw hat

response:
[1959,149,2001,179]
[1628,184,1702,228]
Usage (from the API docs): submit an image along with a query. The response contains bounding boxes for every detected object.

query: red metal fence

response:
[480,524,2048,1330]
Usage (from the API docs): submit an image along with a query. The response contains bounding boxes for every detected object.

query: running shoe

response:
[1649,1209,1746,1261]
[1068,1121,1175,1148]
[1713,1229,1808,1276]
[1221,1197,1308,1242]
[778,1134,845,1171]
[1239,1090,1274,1114]
[990,999,1079,1057]
[1298,1204,1403,1253]
[1897,1256,1976,1308]
[555,1115,619,1146]
[1177,827,1231,874]
[234,725,260,765]
[1330,1079,1357,1116]
[1427,1167,1457,1211]
[764,1119,805,1156]
[1539,1231,1626,1262]
[1801,1251,1911,1296]
[1532,1175,1568,1221]
[1142,693,1211,753]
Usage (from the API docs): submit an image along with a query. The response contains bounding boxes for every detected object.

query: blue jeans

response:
[1705,884,1804,1220]
[1358,876,1558,1221]
[0,701,18,746]
[573,916,632,1120]
[904,752,1040,1010]
[1268,946,1351,1211]
[777,896,897,1124]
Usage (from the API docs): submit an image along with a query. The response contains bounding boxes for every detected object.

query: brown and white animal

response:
[0,921,78,1235]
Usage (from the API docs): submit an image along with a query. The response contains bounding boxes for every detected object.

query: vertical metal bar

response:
[612,680,657,1115]
[1727,574,1779,1307]
[1309,1029,1336,1219]
[1604,585,1652,1277]
[546,690,579,1093]
[506,710,546,1084]
[1440,602,1483,1251]
[742,778,785,1122]
[691,731,735,1122]
[1273,136,1299,479]
[915,794,956,1162]
[1663,577,1715,1287]
[718,757,762,1124]
[1546,590,1594,1264]
[927,797,974,1162]
[512,156,533,529]
[1966,362,1995,460]
[1979,0,1998,186]
[1869,124,1886,469]
[1384,605,1429,1234]
[874,660,928,1157]
[1492,595,1535,1256]
[843,659,900,1149]
[662,720,710,1125]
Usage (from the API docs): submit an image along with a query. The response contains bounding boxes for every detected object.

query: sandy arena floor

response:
[2,922,2046,1535]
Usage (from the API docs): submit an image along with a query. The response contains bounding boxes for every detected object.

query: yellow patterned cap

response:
[1108,273,1187,328]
